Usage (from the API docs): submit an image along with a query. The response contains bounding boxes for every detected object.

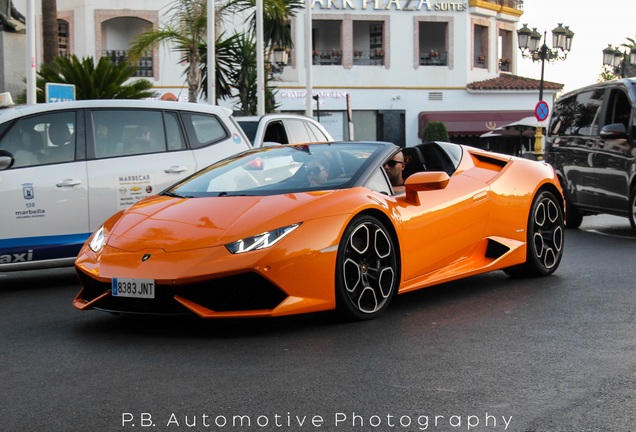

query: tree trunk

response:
[187,49,201,102]
[42,0,59,65]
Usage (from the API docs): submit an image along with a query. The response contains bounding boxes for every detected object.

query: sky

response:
[515,0,635,94]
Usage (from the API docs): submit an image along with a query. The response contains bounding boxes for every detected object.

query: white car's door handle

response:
[165,165,188,173]
[56,179,82,187]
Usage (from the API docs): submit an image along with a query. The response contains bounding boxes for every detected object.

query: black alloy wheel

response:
[505,190,564,277]
[335,215,398,321]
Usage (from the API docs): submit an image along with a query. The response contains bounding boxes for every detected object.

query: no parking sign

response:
[535,100,550,122]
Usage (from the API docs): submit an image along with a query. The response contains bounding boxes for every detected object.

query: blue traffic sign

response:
[535,100,549,122]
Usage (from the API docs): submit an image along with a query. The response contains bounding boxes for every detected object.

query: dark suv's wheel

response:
[559,179,582,229]
[565,199,583,229]
[335,215,398,321]
[629,187,636,232]
[505,190,564,277]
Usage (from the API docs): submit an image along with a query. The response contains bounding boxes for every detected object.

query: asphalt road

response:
[1,215,635,432]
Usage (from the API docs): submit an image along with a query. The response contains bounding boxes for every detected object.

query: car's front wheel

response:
[335,215,398,321]
[505,190,564,277]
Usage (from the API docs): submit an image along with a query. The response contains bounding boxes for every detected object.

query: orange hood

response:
[105,192,352,253]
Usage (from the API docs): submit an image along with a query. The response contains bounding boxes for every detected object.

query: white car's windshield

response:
[166,143,383,197]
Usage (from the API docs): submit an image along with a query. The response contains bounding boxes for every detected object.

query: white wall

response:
[9,0,551,144]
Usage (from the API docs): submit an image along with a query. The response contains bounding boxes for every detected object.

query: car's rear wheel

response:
[505,190,564,277]
[335,215,398,321]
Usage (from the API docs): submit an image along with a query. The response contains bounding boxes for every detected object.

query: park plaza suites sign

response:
[310,0,467,11]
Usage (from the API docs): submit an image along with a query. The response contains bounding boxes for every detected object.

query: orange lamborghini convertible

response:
[74,141,565,321]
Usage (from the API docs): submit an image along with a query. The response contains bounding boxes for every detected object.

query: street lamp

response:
[270,47,289,75]
[517,23,574,155]
[312,94,320,121]
[602,44,636,78]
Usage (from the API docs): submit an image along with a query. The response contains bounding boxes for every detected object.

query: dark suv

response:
[545,77,636,231]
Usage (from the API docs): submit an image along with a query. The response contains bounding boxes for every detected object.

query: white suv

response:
[236,113,333,147]
[0,99,251,271]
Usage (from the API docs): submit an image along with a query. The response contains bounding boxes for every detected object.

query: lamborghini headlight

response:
[88,226,106,253]
[225,223,301,254]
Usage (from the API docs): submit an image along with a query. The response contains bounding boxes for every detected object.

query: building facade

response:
[274,0,563,150]
[12,0,563,151]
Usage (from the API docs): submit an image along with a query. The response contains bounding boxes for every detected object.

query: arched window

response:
[101,17,153,77]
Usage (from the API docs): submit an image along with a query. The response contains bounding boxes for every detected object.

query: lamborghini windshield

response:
[165,143,384,197]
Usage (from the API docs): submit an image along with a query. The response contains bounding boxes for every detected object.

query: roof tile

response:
[468,74,564,91]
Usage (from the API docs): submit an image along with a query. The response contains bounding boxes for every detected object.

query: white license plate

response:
[112,278,155,299]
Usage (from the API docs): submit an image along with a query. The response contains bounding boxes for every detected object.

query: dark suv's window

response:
[550,95,574,137]
[603,89,632,131]
[550,89,604,137]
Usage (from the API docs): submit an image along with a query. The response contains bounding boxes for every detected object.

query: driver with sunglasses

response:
[306,159,330,187]
[383,151,406,193]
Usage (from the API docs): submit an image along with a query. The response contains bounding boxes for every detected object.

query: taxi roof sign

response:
[0,92,14,108]
[45,83,76,103]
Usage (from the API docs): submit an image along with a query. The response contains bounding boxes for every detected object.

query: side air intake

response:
[485,239,511,259]
[470,152,509,172]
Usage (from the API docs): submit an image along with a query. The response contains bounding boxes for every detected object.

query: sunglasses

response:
[385,159,405,167]
[307,166,325,176]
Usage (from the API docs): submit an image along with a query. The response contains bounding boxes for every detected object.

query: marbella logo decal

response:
[22,183,34,200]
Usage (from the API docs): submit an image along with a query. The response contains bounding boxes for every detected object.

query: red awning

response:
[419,110,534,137]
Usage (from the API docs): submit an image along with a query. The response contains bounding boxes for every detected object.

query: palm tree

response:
[226,33,258,115]
[224,0,304,57]
[199,32,242,103]
[190,31,278,114]
[198,0,300,112]
[41,0,59,64]
[129,0,298,110]
[129,0,207,103]
[17,55,156,103]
